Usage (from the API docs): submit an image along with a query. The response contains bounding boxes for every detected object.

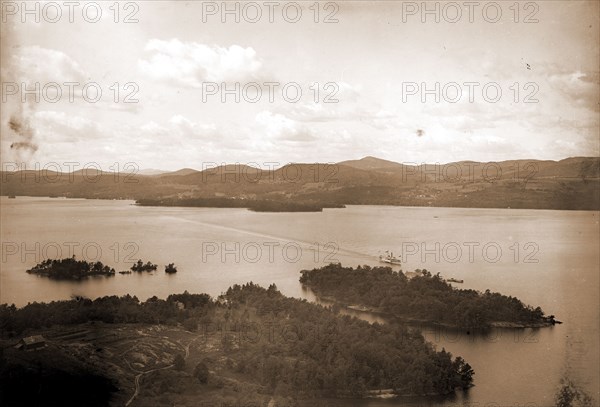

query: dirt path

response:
[125,363,174,406]
[125,331,202,406]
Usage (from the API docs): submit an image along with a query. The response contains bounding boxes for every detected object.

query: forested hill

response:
[299,264,558,330]
[0,284,474,402]
[2,157,598,210]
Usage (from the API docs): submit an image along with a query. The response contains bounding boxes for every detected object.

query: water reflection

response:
[1,197,598,405]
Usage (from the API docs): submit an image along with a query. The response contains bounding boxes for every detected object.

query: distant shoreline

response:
[135,198,346,212]
[2,157,598,211]
[2,194,599,212]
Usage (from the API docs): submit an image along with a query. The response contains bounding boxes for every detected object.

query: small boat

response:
[118,270,132,274]
[447,278,464,283]
[379,251,402,265]
[8,195,16,199]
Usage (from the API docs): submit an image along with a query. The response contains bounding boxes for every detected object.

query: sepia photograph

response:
[0,1,599,406]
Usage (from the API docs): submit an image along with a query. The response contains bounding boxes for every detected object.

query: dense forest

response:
[247,200,344,212]
[25,257,115,280]
[0,284,474,398]
[137,197,248,208]
[300,264,556,330]
[131,259,158,272]
[0,292,212,334]
[223,283,474,396]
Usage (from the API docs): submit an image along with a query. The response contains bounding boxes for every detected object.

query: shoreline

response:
[319,295,559,330]
[2,194,598,212]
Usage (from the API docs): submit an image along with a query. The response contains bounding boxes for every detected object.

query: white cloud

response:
[278,81,397,129]
[35,111,89,126]
[545,69,599,112]
[35,110,98,136]
[27,111,220,167]
[138,39,263,87]
[255,111,315,142]
[135,115,218,145]
[169,115,217,137]
[11,46,87,85]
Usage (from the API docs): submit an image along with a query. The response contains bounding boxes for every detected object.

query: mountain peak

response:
[338,156,403,170]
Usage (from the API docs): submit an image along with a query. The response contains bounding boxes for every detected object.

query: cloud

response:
[15,46,86,84]
[168,115,217,138]
[15,46,144,114]
[0,46,85,162]
[27,111,220,167]
[138,39,264,87]
[34,111,100,143]
[255,111,315,142]
[36,111,95,128]
[544,68,599,112]
[277,82,402,131]
[1,46,140,161]
[134,116,218,148]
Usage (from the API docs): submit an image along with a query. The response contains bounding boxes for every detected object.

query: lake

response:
[1,196,598,405]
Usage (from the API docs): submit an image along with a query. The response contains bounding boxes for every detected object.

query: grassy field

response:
[1,318,295,407]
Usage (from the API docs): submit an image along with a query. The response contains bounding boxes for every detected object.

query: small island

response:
[165,263,178,274]
[26,257,115,280]
[131,259,158,272]
[300,264,559,331]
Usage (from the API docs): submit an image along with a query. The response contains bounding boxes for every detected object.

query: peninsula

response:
[300,264,558,330]
[0,284,474,406]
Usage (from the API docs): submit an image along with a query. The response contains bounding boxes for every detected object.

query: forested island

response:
[25,257,115,280]
[136,198,345,212]
[300,264,558,330]
[248,200,345,212]
[131,259,158,272]
[0,284,474,406]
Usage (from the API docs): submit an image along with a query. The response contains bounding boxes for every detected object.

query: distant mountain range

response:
[2,157,599,210]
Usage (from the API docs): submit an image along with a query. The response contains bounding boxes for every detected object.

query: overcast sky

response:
[1,0,599,170]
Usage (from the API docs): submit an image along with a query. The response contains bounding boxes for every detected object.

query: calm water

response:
[1,197,598,406]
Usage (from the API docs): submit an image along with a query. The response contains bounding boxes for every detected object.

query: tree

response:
[194,361,209,384]
[173,354,185,371]
[453,357,474,387]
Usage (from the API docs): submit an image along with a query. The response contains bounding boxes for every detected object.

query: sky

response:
[1,0,599,171]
